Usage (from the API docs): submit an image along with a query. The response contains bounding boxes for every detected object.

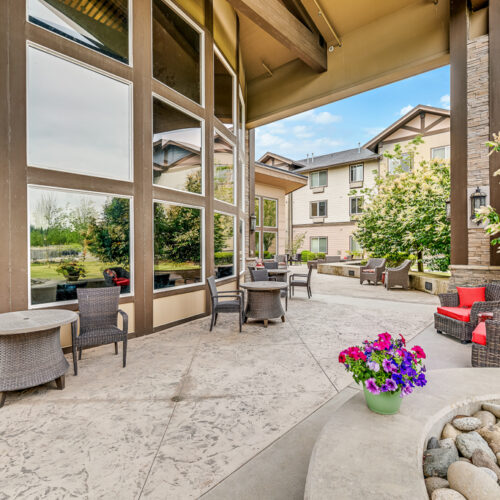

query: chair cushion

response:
[472,322,487,346]
[457,286,486,308]
[113,277,130,286]
[363,269,375,273]
[437,306,471,322]
[216,300,240,311]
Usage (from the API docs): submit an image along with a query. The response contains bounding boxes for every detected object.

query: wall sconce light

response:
[250,214,257,232]
[470,186,487,223]
[445,199,451,220]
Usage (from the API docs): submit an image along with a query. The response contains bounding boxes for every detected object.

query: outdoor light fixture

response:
[445,199,451,220]
[470,186,487,223]
[250,214,257,232]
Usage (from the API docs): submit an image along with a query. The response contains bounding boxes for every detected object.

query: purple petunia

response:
[384,378,398,392]
[382,359,395,373]
[367,361,380,372]
[365,378,380,395]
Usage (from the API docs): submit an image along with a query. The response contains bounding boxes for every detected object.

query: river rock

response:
[459,457,472,463]
[471,449,500,481]
[428,437,441,449]
[452,417,482,432]
[448,461,500,500]
[482,403,500,418]
[439,438,457,451]
[473,410,497,428]
[431,489,466,500]
[425,477,449,496]
[478,425,500,455]
[424,447,459,478]
[455,432,497,462]
[442,423,462,442]
[497,452,500,463]
[478,467,499,483]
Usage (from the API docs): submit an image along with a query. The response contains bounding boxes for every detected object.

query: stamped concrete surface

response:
[0,269,441,499]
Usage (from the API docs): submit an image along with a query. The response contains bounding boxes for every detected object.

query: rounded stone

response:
[478,425,500,456]
[459,457,472,463]
[439,438,457,451]
[471,449,500,481]
[455,431,497,463]
[442,423,462,442]
[423,447,459,478]
[478,467,498,483]
[448,461,500,500]
[431,489,466,500]
[473,410,497,428]
[428,437,441,449]
[425,477,449,496]
[482,403,500,419]
[452,417,482,432]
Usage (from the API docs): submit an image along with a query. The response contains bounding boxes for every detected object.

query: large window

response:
[255,231,261,258]
[153,0,202,104]
[388,153,413,174]
[214,133,235,204]
[350,164,364,183]
[28,0,130,64]
[349,235,362,254]
[239,219,245,274]
[311,200,327,218]
[263,198,277,227]
[153,202,203,290]
[27,46,132,181]
[431,145,450,160]
[153,97,203,194]
[214,213,235,279]
[263,232,277,259]
[255,197,261,225]
[29,186,132,306]
[214,49,235,129]
[350,197,363,215]
[310,170,327,188]
[311,237,327,254]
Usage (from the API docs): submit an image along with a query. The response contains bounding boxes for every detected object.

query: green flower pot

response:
[363,387,402,415]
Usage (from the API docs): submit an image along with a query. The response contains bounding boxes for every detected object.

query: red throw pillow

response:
[456,286,486,308]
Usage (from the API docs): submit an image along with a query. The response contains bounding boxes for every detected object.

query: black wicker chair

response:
[264,262,279,270]
[472,317,500,367]
[73,287,128,375]
[289,265,313,298]
[289,253,302,266]
[207,276,244,332]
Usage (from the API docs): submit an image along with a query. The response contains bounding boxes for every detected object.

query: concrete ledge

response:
[304,368,500,500]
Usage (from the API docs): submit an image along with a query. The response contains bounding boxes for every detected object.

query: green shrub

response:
[263,251,273,259]
[301,251,316,262]
[317,252,326,259]
[214,251,234,265]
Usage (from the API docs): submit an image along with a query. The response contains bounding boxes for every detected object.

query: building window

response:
[263,198,277,227]
[214,132,235,204]
[214,212,235,279]
[239,219,245,273]
[152,97,203,194]
[310,170,327,188]
[214,48,235,129]
[27,46,132,181]
[263,232,277,259]
[255,230,261,258]
[29,186,132,306]
[152,0,202,104]
[388,152,413,174]
[153,201,203,291]
[255,197,261,226]
[311,200,327,218]
[28,0,129,64]
[350,164,364,182]
[350,197,363,215]
[349,235,362,254]
[311,237,327,254]
[431,145,450,160]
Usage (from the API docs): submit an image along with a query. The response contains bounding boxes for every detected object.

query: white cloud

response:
[440,94,450,109]
[264,121,287,134]
[293,125,314,139]
[313,111,342,125]
[399,104,414,116]
[364,126,384,137]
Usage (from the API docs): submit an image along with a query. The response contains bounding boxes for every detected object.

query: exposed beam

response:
[299,0,342,48]
[227,0,327,72]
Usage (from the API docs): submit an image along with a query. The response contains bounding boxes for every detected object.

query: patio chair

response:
[472,316,500,367]
[360,258,386,285]
[103,267,130,293]
[289,265,313,299]
[274,254,288,267]
[207,276,244,332]
[73,287,128,375]
[264,261,279,270]
[289,253,302,266]
[384,259,412,289]
[434,283,500,343]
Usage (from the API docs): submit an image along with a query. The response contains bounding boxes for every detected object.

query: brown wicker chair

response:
[360,258,386,285]
[263,261,279,270]
[289,265,313,298]
[384,259,412,289]
[472,318,500,367]
[73,287,128,375]
[207,276,244,332]
[434,284,500,344]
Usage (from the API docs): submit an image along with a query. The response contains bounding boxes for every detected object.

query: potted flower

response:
[338,333,427,415]
[56,260,87,282]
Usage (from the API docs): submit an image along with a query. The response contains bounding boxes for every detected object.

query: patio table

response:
[240,281,288,327]
[267,268,289,282]
[0,309,78,408]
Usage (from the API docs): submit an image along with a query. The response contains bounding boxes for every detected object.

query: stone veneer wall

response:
[448,265,500,289]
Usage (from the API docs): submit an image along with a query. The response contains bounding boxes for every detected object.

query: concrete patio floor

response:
[0,268,468,499]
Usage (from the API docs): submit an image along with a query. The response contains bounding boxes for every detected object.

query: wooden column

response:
[248,129,256,256]
[450,0,469,265]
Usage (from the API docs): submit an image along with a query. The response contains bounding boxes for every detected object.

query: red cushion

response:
[456,286,486,308]
[364,269,375,273]
[472,322,487,346]
[437,306,471,322]
[113,277,130,287]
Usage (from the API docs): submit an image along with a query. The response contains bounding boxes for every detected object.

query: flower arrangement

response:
[56,260,87,281]
[339,333,427,397]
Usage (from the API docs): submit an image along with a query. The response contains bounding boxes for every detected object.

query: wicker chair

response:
[360,258,386,285]
[73,288,128,375]
[264,261,279,270]
[472,318,500,367]
[385,260,412,289]
[434,284,500,343]
[289,265,313,298]
[274,254,288,266]
[289,253,302,266]
[207,276,244,332]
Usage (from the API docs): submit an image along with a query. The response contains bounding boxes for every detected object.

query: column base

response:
[448,265,500,290]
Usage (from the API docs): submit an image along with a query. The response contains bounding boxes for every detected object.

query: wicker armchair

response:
[264,261,279,270]
[385,259,412,289]
[289,253,302,266]
[73,287,128,375]
[274,254,288,266]
[472,318,500,367]
[207,276,244,332]
[434,284,500,343]
[289,265,313,298]
[360,258,386,285]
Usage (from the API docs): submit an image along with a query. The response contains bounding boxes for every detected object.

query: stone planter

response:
[363,387,402,415]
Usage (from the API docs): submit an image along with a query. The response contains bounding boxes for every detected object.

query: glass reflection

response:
[214,133,234,204]
[214,213,235,279]
[214,52,234,128]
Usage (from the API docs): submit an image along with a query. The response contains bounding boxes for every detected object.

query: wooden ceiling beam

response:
[226,0,327,72]
[299,0,342,48]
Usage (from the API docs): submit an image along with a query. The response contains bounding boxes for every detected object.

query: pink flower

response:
[338,351,347,364]
[411,345,426,359]
[399,334,406,346]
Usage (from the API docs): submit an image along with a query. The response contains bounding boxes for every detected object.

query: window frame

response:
[349,235,362,254]
[214,45,237,132]
[431,145,451,160]
[152,93,205,197]
[349,163,364,183]
[214,127,237,206]
[310,200,327,218]
[262,231,278,259]
[214,210,236,281]
[349,196,363,216]
[310,170,328,189]
[310,236,328,254]
[262,197,278,228]
[239,218,245,275]
[27,184,135,309]
[388,152,413,174]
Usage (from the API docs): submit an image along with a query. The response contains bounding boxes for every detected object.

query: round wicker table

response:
[0,309,78,408]
[267,269,289,282]
[240,281,288,327]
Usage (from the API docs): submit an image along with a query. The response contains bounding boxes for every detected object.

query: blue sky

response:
[255,65,450,161]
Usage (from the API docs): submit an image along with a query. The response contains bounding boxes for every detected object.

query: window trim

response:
[214,210,237,282]
[214,127,237,206]
[309,170,328,189]
[349,234,362,254]
[255,230,261,259]
[151,0,205,108]
[27,184,135,309]
[26,42,134,183]
[310,236,328,254]
[310,200,328,218]
[262,197,278,228]
[239,218,245,275]
[431,145,451,160]
[152,92,206,197]
[153,199,205,293]
[349,196,363,216]
[214,45,237,132]
[349,163,364,183]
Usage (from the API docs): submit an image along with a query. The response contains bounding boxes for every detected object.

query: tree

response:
[286,232,306,255]
[354,138,451,271]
